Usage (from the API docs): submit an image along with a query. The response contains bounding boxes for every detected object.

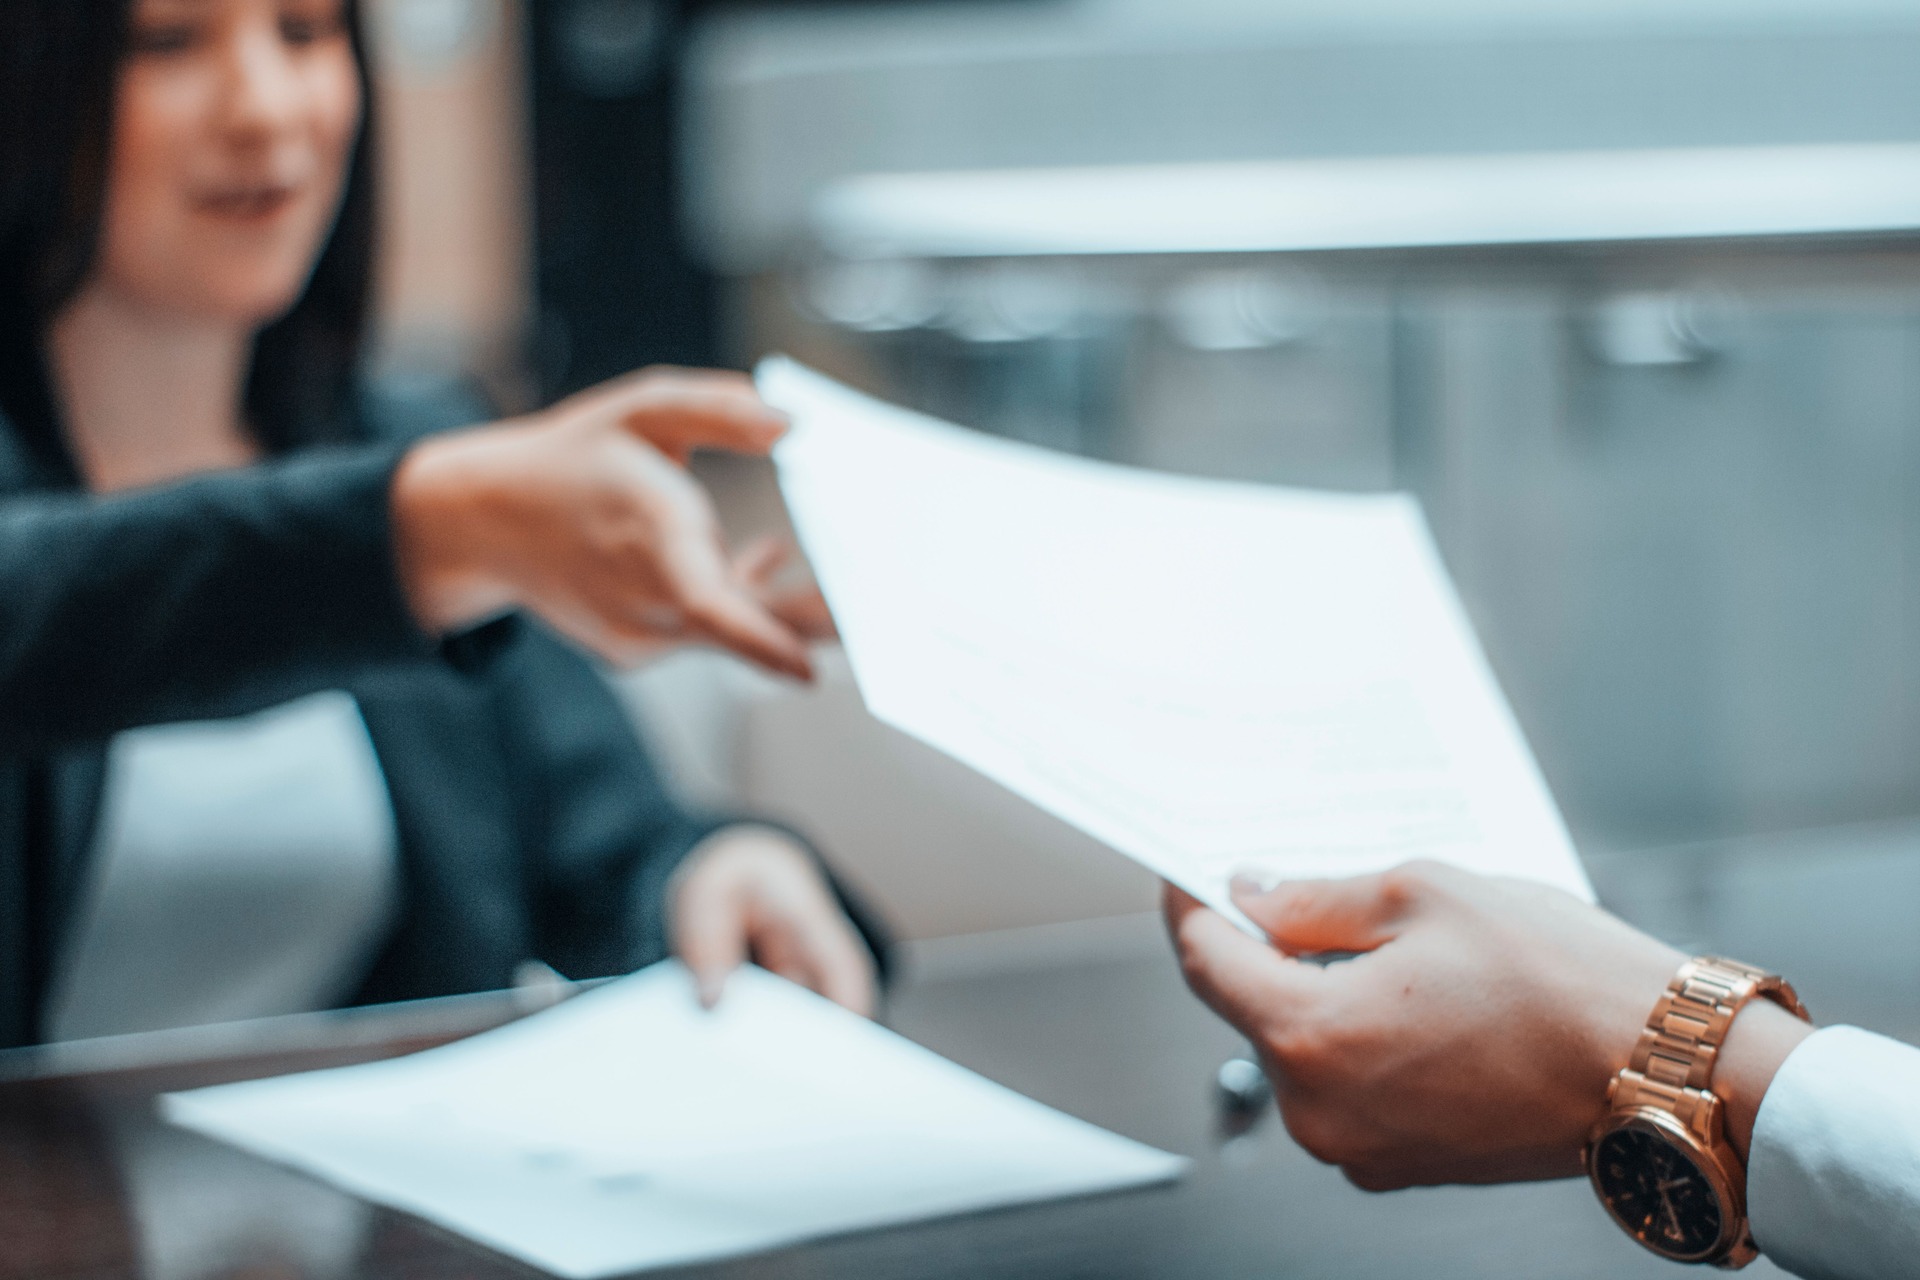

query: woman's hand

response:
[669,827,877,1017]
[732,536,838,647]
[391,366,820,680]
[1164,862,1697,1189]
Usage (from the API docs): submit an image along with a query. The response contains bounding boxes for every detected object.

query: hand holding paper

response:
[759,359,1591,927]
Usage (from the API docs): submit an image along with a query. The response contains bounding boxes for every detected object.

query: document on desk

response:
[163,964,1183,1277]
[760,359,1592,924]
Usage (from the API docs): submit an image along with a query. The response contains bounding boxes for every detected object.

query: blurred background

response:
[362,0,1920,945]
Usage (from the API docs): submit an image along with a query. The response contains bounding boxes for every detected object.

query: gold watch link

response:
[1587,956,1811,1268]
[1611,957,1809,1149]
[1630,958,1809,1093]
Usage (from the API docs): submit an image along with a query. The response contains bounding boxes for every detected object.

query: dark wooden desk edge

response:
[0,985,591,1089]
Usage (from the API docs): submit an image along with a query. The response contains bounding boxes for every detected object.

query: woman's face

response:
[93,0,361,325]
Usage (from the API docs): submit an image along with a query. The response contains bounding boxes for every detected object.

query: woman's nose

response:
[217,16,304,140]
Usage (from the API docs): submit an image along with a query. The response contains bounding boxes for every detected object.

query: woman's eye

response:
[281,7,346,45]
[129,23,201,55]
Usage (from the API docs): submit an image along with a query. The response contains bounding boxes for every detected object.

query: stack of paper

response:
[761,359,1592,925]
[165,964,1183,1277]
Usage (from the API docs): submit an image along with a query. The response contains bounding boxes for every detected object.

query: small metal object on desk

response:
[1215,1056,1272,1141]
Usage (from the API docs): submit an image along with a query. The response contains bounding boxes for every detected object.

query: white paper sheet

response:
[164,964,1183,1278]
[761,359,1593,926]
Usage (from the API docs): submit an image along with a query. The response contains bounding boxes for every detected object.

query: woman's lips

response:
[192,184,300,222]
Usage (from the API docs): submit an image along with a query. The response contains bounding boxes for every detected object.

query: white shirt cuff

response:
[1747,1025,1920,1280]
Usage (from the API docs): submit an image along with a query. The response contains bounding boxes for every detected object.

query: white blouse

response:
[1747,1025,1920,1280]
[45,691,400,1042]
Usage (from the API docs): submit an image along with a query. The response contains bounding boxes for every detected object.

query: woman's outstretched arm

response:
[0,367,814,753]
[0,443,431,751]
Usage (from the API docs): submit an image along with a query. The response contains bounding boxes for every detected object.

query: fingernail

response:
[698,977,723,1008]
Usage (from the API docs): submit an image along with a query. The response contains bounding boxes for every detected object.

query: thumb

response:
[1163,882,1325,1035]
[1230,870,1420,956]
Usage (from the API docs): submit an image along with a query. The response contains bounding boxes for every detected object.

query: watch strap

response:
[1628,956,1810,1094]
[1592,956,1811,1270]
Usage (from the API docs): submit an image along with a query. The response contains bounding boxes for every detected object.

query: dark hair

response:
[0,0,377,463]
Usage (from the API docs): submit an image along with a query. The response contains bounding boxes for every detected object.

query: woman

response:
[0,0,883,1047]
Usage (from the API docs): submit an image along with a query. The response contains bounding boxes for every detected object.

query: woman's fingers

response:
[756,910,875,1016]
[579,523,817,676]
[595,373,789,462]
[763,587,838,642]
[594,454,812,679]
[677,582,814,681]
[812,938,877,1016]
[733,539,838,642]
[595,570,821,677]
[775,900,877,1016]
[733,536,790,585]
[727,843,874,1015]
[654,518,814,681]
[671,870,750,1010]
[670,831,877,1017]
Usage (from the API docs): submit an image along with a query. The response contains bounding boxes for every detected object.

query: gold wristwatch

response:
[1586,956,1810,1268]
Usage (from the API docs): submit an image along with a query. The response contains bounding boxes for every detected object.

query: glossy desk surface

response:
[3,830,1916,1280]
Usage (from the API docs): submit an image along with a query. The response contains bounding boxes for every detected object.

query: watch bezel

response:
[1587,1107,1743,1265]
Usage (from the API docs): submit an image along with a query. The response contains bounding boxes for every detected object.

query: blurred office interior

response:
[15,9,1920,1277]
[359,0,1920,956]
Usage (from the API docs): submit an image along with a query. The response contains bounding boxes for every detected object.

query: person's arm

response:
[0,366,812,755]
[1161,862,1820,1184]
[1163,864,1920,1277]
[0,444,431,753]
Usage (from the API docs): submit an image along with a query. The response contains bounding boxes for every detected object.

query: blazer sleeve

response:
[0,443,436,754]
[1746,1025,1920,1279]
[480,621,732,978]
[482,621,892,983]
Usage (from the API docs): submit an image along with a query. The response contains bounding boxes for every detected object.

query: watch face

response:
[1592,1122,1727,1261]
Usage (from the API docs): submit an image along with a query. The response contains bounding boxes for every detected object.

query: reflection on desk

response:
[4,823,1916,1279]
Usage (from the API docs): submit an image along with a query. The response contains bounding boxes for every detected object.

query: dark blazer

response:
[0,381,882,1049]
